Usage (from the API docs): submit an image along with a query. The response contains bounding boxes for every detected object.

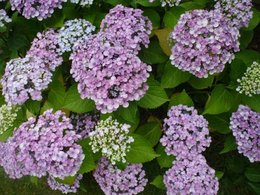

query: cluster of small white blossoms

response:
[69,0,94,7]
[58,19,95,53]
[0,104,19,134]
[89,116,134,165]
[0,9,11,28]
[237,61,260,96]
[149,0,182,7]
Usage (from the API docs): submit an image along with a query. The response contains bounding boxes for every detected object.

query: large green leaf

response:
[138,78,169,109]
[151,175,166,190]
[156,144,175,169]
[169,90,194,108]
[241,95,260,112]
[205,113,231,134]
[143,9,160,29]
[163,7,185,28]
[63,85,95,113]
[126,134,159,163]
[203,85,234,115]
[154,28,172,56]
[161,61,191,88]
[135,122,162,146]
[245,165,260,183]
[189,75,214,89]
[48,79,66,110]
[219,135,237,154]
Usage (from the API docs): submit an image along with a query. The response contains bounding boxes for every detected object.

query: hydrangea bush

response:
[0,0,259,194]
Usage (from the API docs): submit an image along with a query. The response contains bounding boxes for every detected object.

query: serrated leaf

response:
[135,122,162,146]
[48,79,66,110]
[204,85,234,115]
[156,144,175,169]
[151,175,166,190]
[161,61,191,88]
[63,85,95,113]
[169,90,194,108]
[189,75,214,89]
[138,79,169,109]
[220,135,237,154]
[126,134,159,163]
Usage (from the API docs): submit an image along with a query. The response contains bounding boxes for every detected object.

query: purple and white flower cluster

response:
[0,109,84,179]
[70,5,152,113]
[1,29,62,106]
[161,105,219,194]
[170,9,240,78]
[230,105,260,162]
[94,157,148,195]
[47,174,83,194]
[0,9,11,27]
[214,0,253,29]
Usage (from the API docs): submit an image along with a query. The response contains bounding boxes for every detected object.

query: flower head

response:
[170,9,240,78]
[94,158,148,195]
[236,61,260,96]
[0,9,11,27]
[70,0,93,6]
[164,155,219,195]
[160,105,211,158]
[58,19,95,53]
[230,105,260,162]
[1,56,52,105]
[214,0,253,29]
[89,117,134,164]
[0,104,19,134]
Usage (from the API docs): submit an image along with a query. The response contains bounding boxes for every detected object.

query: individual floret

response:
[89,117,134,164]
[230,105,260,162]
[93,158,148,195]
[236,61,260,96]
[160,105,211,158]
[170,9,240,78]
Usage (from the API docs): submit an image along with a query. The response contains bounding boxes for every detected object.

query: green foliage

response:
[151,175,166,190]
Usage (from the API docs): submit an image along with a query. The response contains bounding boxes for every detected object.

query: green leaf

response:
[55,176,76,185]
[154,28,172,56]
[138,78,169,109]
[245,165,260,183]
[151,175,166,190]
[180,2,205,10]
[241,95,260,112]
[203,85,234,115]
[229,58,247,83]
[135,0,160,7]
[143,9,160,29]
[205,113,231,134]
[163,7,185,28]
[135,122,162,146]
[236,50,260,65]
[215,171,224,180]
[248,183,260,195]
[239,30,254,50]
[25,100,41,115]
[220,135,237,154]
[139,39,168,64]
[63,85,95,113]
[245,8,260,31]
[48,79,66,110]
[78,139,96,174]
[156,144,175,169]
[169,90,194,108]
[161,61,191,88]
[189,75,214,89]
[126,134,159,163]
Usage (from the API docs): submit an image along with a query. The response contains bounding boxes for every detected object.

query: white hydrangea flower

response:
[149,0,182,7]
[89,116,134,165]
[236,61,260,96]
[0,9,11,28]
[70,0,94,6]
[0,105,19,134]
[58,19,95,53]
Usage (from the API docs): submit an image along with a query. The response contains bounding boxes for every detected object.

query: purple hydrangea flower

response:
[160,105,211,158]
[164,155,219,195]
[70,33,151,113]
[93,158,148,195]
[230,105,260,162]
[28,29,63,71]
[70,112,99,139]
[214,0,253,29]
[47,174,83,194]
[10,0,63,20]
[100,5,152,53]
[170,9,240,78]
[1,56,52,105]
[0,109,84,179]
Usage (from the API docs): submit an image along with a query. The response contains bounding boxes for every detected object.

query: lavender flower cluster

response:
[93,158,148,195]
[1,29,63,106]
[10,0,64,20]
[161,105,219,194]
[160,105,211,158]
[70,112,99,139]
[0,9,11,27]
[47,174,83,194]
[0,109,84,179]
[58,19,96,53]
[230,105,260,162]
[164,155,219,195]
[71,5,152,113]
[170,9,240,78]
[214,0,253,29]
